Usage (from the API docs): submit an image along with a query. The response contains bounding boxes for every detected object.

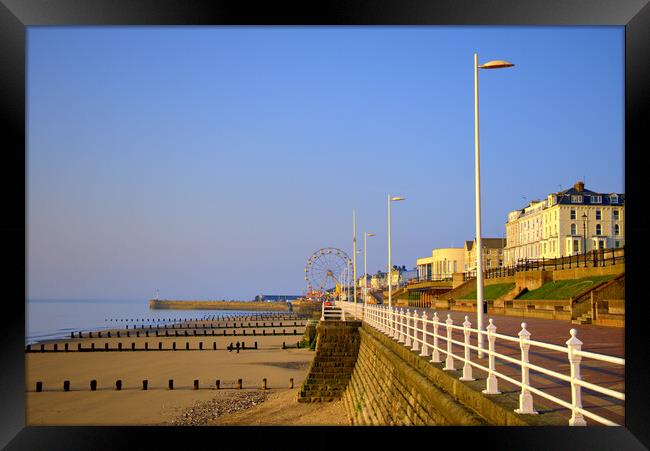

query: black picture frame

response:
[2,0,648,449]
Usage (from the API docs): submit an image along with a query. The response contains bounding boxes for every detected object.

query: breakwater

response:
[149,300,289,311]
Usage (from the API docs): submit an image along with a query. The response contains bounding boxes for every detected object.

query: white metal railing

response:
[335,300,624,426]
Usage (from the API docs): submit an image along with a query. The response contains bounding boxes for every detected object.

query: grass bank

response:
[458,283,515,300]
[516,275,615,300]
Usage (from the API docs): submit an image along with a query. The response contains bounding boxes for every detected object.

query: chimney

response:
[574,181,585,192]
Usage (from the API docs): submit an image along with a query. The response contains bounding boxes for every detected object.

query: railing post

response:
[460,316,475,381]
[411,310,419,352]
[566,329,587,426]
[514,323,537,415]
[482,318,500,394]
[321,302,325,321]
[431,312,441,363]
[398,308,406,343]
[419,311,429,356]
[404,309,412,347]
[443,314,455,371]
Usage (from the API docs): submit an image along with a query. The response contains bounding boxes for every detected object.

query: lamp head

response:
[479,60,515,69]
[391,196,406,202]
[367,233,376,237]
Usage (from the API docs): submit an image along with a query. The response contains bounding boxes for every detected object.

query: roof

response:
[465,238,506,252]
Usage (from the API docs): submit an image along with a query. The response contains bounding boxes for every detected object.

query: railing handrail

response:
[334,301,624,426]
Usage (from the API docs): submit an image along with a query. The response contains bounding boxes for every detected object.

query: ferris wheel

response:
[304,247,351,295]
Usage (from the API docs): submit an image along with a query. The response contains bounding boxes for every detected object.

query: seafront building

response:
[416,247,465,280]
[463,238,506,272]
[503,181,625,266]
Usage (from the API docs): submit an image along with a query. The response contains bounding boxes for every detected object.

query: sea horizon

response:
[25,298,282,345]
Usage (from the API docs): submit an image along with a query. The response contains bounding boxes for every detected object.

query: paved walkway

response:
[351,306,624,426]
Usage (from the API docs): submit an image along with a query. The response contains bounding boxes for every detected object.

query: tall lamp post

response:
[474,53,514,358]
[353,210,357,317]
[582,213,588,256]
[387,194,406,311]
[364,232,376,318]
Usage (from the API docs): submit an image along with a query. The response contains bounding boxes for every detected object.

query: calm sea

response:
[26,299,276,344]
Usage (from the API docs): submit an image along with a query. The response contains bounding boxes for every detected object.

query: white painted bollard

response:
[566,329,587,426]
[411,310,420,352]
[321,302,325,321]
[404,309,412,347]
[443,314,455,371]
[460,316,475,381]
[430,312,441,363]
[390,307,397,338]
[482,319,500,394]
[514,323,538,415]
[419,311,429,357]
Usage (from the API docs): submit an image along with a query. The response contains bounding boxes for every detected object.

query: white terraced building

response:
[503,181,625,266]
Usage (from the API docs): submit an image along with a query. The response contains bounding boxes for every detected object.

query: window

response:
[596,224,602,235]
[571,195,583,203]
[573,240,579,253]
[610,194,619,204]
[570,209,576,220]
[592,195,602,204]
[615,240,620,248]
[613,210,619,220]
[571,223,577,235]
[614,224,620,236]
[598,240,605,250]
[595,209,601,220]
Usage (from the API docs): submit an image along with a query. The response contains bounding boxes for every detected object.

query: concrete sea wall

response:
[340,323,565,426]
[148,300,289,311]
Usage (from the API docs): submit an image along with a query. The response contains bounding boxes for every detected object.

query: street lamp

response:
[582,213,588,255]
[353,210,357,317]
[387,194,406,311]
[364,232,376,318]
[474,53,514,358]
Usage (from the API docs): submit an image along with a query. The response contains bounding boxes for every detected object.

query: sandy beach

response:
[25,315,346,426]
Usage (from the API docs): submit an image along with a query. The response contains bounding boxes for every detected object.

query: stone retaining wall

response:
[297,321,361,403]
[341,323,566,426]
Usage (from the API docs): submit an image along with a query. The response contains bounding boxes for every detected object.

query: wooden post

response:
[90,380,97,391]
[64,381,70,391]
[237,378,242,389]
[143,380,148,390]
[168,379,174,390]
[194,379,199,390]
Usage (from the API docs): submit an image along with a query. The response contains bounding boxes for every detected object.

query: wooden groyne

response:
[148,300,290,311]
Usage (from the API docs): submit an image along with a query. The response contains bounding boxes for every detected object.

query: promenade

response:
[348,304,624,426]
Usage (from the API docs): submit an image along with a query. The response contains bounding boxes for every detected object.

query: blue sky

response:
[27,26,624,300]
